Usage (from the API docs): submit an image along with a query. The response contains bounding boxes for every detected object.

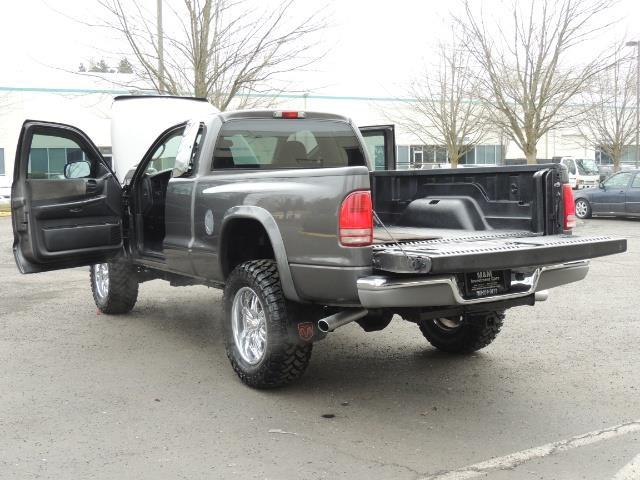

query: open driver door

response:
[12,121,123,273]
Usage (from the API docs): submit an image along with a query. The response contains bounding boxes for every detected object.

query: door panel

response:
[625,173,640,215]
[590,172,631,215]
[12,121,122,273]
[359,125,396,170]
[163,178,195,273]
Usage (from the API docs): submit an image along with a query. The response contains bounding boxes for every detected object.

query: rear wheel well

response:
[220,218,276,279]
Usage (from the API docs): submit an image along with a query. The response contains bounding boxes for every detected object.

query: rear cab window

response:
[211,119,365,170]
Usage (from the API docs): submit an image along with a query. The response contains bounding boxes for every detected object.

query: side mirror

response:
[64,160,91,179]
[599,182,605,190]
[173,120,200,178]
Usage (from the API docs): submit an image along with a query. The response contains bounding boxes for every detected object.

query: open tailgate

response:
[372,233,627,274]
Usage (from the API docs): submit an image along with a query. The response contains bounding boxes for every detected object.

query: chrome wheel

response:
[575,199,589,219]
[433,316,462,331]
[231,287,267,365]
[93,263,110,300]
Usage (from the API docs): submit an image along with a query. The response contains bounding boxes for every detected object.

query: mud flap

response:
[285,303,329,344]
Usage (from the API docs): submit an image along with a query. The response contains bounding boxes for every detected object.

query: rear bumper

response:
[289,263,371,305]
[356,261,589,308]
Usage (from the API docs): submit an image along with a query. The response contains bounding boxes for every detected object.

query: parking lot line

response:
[421,420,640,480]
[613,452,640,480]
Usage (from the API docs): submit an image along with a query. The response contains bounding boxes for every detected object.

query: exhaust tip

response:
[318,320,331,333]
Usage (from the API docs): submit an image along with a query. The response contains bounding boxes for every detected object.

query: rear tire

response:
[418,311,504,353]
[575,198,592,219]
[223,259,312,389]
[90,260,139,314]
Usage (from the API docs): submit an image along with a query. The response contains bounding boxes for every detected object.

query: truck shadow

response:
[127,294,519,406]
[109,294,611,437]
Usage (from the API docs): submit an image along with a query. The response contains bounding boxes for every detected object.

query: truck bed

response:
[370,166,626,275]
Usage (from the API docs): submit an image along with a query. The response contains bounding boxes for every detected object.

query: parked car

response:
[574,170,640,219]
[10,96,626,388]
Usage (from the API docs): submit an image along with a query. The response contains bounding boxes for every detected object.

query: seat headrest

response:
[277,140,307,168]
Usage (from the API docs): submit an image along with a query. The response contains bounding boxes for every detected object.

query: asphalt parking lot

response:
[0,215,638,479]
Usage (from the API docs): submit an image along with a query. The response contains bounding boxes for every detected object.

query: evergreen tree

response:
[89,59,110,73]
[117,58,133,74]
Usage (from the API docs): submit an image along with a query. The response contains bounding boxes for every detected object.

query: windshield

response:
[575,159,598,175]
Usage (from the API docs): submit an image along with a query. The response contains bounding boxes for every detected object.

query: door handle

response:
[86,179,98,194]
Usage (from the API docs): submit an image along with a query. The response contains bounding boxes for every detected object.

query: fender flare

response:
[219,205,301,302]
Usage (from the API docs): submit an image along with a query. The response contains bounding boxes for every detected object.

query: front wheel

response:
[90,260,139,314]
[223,260,312,389]
[418,311,504,354]
[575,198,592,219]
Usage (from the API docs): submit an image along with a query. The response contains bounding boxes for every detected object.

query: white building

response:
[0,72,626,193]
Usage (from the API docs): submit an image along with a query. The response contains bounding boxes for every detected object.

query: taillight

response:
[273,111,306,119]
[339,190,373,246]
[563,183,576,231]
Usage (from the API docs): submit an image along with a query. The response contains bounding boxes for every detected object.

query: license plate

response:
[463,270,510,298]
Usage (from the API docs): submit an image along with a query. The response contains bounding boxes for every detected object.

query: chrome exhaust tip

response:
[317,309,368,333]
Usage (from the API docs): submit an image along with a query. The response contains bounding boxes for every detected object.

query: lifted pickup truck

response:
[11,97,626,388]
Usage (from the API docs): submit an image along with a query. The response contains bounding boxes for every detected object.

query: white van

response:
[558,157,599,190]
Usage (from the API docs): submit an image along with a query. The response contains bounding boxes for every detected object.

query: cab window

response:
[211,119,365,170]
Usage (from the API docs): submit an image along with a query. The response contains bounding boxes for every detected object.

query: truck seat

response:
[213,139,235,169]
[276,141,307,168]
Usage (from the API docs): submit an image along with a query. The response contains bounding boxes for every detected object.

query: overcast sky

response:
[1,0,639,97]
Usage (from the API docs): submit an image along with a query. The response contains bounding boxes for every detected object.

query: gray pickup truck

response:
[11,98,626,388]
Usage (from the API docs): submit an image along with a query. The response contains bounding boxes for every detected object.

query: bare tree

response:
[394,39,490,168]
[579,47,636,171]
[98,0,326,110]
[458,0,617,164]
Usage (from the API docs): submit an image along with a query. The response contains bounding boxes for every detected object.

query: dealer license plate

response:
[463,270,510,298]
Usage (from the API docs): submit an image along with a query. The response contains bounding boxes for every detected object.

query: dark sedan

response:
[574,170,640,219]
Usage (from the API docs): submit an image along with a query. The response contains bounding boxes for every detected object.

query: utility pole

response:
[157,0,165,93]
[627,40,640,169]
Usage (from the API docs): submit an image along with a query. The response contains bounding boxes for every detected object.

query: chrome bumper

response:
[356,261,589,308]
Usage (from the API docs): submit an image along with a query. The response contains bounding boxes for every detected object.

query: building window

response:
[460,147,475,164]
[28,138,88,179]
[435,146,447,163]
[460,145,501,165]
[410,145,450,168]
[597,146,638,165]
[396,145,410,169]
[596,149,612,165]
[410,146,424,168]
[0,148,4,175]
